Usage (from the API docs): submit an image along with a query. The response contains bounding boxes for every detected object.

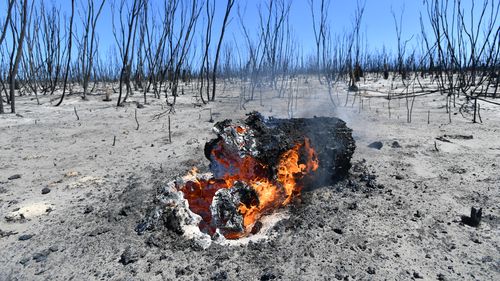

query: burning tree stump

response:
[138,112,355,243]
[205,112,355,186]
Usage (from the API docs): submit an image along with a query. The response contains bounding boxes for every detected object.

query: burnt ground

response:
[0,78,499,280]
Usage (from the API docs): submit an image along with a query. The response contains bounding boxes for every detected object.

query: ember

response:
[180,135,319,239]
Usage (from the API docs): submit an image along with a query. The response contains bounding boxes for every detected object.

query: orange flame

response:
[179,138,319,239]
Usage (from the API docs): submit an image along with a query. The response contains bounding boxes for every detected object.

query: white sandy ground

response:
[0,75,499,280]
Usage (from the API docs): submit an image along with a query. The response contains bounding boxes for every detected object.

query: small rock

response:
[368,141,383,150]
[437,273,448,281]
[118,205,132,216]
[367,267,376,274]
[83,205,94,214]
[8,174,21,180]
[471,237,482,244]
[19,257,30,265]
[413,272,423,279]
[333,228,343,235]
[119,246,139,265]
[18,234,34,241]
[391,141,402,148]
[64,171,79,178]
[395,174,404,180]
[41,187,51,195]
[260,272,276,281]
[33,250,50,263]
[49,245,59,252]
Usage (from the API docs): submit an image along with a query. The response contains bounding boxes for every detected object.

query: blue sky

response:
[0,0,492,60]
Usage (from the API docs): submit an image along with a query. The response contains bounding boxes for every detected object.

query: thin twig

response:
[73,106,79,120]
[168,115,172,143]
[135,109,139,130]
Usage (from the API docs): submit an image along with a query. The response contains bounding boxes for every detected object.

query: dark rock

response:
[119,246,139,265]
[118,205,132,216]
[395,174,404,180]
[391,141,401,148]
[83,205,94,214]
[413,272,423,279]
[461,207,482,227]
[368,141,383,150]
[175,267,187,277]
[18,234,34,241]
[471,237,481,244]
[260,272,277,281]
[366,267,376,274]
[347,202,358,210]
[41,187,51,195]
[33,250,50,263]
[333,228,343,235]
[8,174,21,180]
[437,273,448,281]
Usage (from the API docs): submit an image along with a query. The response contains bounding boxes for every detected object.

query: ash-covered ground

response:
[1,77,499,280]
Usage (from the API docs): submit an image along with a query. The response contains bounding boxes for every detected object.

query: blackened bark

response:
[205,112,356,187]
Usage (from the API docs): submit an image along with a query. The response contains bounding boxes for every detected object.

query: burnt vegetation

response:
[0,0,497,121]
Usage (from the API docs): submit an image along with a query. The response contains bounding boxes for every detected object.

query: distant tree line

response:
[0,0,497,115]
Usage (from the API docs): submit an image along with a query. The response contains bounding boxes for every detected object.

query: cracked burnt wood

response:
[205,112,356,188]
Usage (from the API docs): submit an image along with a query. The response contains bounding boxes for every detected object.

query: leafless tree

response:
[210,0,235,101]
[391,5,413,82]
[78,0,106,100]
[112,0,144,106]
[308,0,329,84]
[0,0,14,113]
[422,0,499,122]
[7,0,29,113]
[199,0,215,104]
[55,0,75,106]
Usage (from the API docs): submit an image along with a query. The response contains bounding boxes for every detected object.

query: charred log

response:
[205,112,356,188]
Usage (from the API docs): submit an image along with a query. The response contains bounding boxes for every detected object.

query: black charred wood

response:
[205,112,356,188]
[461,207,482,227]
